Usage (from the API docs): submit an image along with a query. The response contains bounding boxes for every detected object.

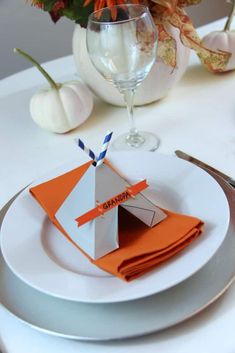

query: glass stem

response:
[122,89,145,148]
[123,88,137,135]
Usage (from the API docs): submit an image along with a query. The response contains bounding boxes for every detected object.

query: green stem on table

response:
[224,0,235,31]
[14,48,60,90]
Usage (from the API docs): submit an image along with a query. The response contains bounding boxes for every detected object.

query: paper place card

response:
[56,162,167,260]
[76,180,148,227]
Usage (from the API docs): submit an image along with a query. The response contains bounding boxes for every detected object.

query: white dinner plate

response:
[0,173,234,340]
[0,152,230,303]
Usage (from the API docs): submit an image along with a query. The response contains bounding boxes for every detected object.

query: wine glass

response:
[86,4,159,151]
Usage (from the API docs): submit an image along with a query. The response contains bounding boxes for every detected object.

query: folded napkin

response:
[30,162,203,281]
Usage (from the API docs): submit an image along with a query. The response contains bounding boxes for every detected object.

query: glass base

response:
[111,131,160,151]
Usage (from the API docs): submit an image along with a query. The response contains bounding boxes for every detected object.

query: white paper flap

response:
[56,163,167,260]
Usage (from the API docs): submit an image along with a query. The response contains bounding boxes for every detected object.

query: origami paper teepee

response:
[55,132,167,259]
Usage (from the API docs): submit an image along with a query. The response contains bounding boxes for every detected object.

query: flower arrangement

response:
[30,0,230,72]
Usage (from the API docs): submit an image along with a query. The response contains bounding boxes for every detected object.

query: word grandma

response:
[75,180,148,227]
[102,191,130,210]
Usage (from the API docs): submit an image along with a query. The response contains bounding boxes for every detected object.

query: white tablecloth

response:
[1,17,235,353]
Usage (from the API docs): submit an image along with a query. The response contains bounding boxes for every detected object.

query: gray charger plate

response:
[0,172,234,341]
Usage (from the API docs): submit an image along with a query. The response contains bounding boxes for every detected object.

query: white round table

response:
[0,17,235,353]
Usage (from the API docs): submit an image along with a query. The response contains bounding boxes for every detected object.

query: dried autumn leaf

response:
[150,0,177,12]
[153,19,177,68]
[178,0,201,7]
[163,7,231,72]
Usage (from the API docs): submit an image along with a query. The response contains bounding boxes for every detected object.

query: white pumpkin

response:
[72,24,190,106]
[30,81,93,133]
[202,0,235,72]
[14,48,93,133]
[202,31,235,72]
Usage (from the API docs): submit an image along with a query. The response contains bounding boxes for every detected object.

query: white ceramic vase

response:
[72,24,190,106]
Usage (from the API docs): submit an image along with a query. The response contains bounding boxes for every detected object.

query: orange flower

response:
[83,0,140,20]
[29,0,44,8]
[83,0,140,12]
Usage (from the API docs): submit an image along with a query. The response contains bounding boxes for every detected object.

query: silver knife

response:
[175,150,235,189]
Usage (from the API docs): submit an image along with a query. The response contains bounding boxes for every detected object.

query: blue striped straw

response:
[75,138,97,164]
[96,131,113,167]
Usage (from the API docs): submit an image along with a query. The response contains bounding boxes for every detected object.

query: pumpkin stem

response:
[14,48,60,90]
[224,0,235,31]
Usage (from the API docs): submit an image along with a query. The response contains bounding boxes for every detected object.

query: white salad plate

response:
[0,171,234,341]
[0,153,230,303]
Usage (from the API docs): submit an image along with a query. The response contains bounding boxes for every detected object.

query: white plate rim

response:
[0,173,234,341]
[0,152,230,303]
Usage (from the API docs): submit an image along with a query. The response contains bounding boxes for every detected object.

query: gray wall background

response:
[0,0,229,79]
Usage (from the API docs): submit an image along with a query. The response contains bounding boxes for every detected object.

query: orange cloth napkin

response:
[30,161,203,281]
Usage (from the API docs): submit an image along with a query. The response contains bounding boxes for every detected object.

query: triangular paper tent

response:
[55,132,167,259]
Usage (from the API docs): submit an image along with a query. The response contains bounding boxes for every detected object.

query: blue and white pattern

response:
[75,138,97,163]
[75,131,113,167]
[96,131,113,167]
